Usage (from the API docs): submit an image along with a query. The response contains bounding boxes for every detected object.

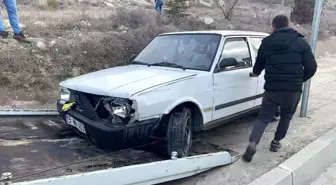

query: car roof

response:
[159,30,269,37]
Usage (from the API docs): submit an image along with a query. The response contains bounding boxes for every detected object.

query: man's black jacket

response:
[253,28,317,92]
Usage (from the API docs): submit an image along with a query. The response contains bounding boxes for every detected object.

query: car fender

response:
[163,97,203,115]
[163,97,207,131]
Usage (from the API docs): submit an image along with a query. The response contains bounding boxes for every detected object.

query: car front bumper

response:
[57,100,161,148]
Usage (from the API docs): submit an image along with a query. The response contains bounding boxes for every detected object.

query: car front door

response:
[211,36,259,121]
[249,37,266,107]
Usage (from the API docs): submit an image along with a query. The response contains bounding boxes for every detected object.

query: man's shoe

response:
[13,32,30,43]
[270,140,282,152]
[0,31,9,39]
[242,142,256,163]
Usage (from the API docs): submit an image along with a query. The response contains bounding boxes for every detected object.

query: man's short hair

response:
[272,15,289,30]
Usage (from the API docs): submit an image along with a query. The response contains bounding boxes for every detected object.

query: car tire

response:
[166,106,193,158]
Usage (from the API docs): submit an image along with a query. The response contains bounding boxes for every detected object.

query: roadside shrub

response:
[49,9,179,77]
[1,7,212,105]
[166,0,188,19]
[47,0,59,9]
[290,0,314,24]
[51,8,211,75]
[112,9,157,29]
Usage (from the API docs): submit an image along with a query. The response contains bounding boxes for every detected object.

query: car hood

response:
[60,65,197,98]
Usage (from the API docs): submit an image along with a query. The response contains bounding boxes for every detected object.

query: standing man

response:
[154,0,164,14]
[242,15,317,163]
[0,0,28,42]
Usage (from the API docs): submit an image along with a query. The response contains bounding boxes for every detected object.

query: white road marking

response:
[0,138,81,147]
[42,120,62,129]
[22,122,38,130]
[0,127,18,131]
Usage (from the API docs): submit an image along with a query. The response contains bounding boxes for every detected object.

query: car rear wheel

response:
[166,106,193,158]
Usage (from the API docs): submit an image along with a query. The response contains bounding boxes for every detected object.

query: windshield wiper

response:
[152,62,186,70]
[130,61,151,66]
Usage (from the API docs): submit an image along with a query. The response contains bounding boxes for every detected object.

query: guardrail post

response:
[1,172,12,185]
[171,151,178,160]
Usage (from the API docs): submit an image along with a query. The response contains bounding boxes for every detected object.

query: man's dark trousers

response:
[249,91,302,144]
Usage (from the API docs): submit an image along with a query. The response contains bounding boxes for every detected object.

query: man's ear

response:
[271,25,275,32]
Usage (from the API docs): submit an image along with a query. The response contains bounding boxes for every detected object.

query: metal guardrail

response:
[0,109,59,117]
[8,151,237,185]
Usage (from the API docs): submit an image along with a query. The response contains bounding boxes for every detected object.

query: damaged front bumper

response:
[57,100,160,148]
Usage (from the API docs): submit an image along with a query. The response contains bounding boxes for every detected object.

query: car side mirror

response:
[129,54,137,63]
[218,57,238,69]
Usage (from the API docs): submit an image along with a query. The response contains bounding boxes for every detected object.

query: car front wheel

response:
[166,106,193,158]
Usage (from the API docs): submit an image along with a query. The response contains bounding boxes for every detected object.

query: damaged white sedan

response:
[57,30,268,158]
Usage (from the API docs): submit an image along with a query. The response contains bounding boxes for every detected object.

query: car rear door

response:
[211,36,259,121]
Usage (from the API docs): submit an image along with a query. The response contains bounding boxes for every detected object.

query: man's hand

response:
[249,72,259,77]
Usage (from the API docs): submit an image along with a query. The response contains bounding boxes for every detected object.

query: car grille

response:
[70,91,110,120]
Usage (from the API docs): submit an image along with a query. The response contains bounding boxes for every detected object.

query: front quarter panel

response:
[132,74,213,124]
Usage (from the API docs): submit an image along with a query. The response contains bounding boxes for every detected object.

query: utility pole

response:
[300,0,324,117]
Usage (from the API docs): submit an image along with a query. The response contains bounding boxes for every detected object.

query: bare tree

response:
[214,0,239,21]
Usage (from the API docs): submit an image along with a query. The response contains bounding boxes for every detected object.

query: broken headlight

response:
[102,97,136,124]
[60,87,70,101]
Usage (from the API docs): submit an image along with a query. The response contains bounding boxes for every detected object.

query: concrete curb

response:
[248,127,336,185]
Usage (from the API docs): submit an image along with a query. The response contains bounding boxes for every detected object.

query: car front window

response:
[132,34,221,71]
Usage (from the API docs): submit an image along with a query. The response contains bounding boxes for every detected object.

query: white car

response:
[57,30,268,158]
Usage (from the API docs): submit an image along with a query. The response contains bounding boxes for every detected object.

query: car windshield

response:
[132,34,221,71]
